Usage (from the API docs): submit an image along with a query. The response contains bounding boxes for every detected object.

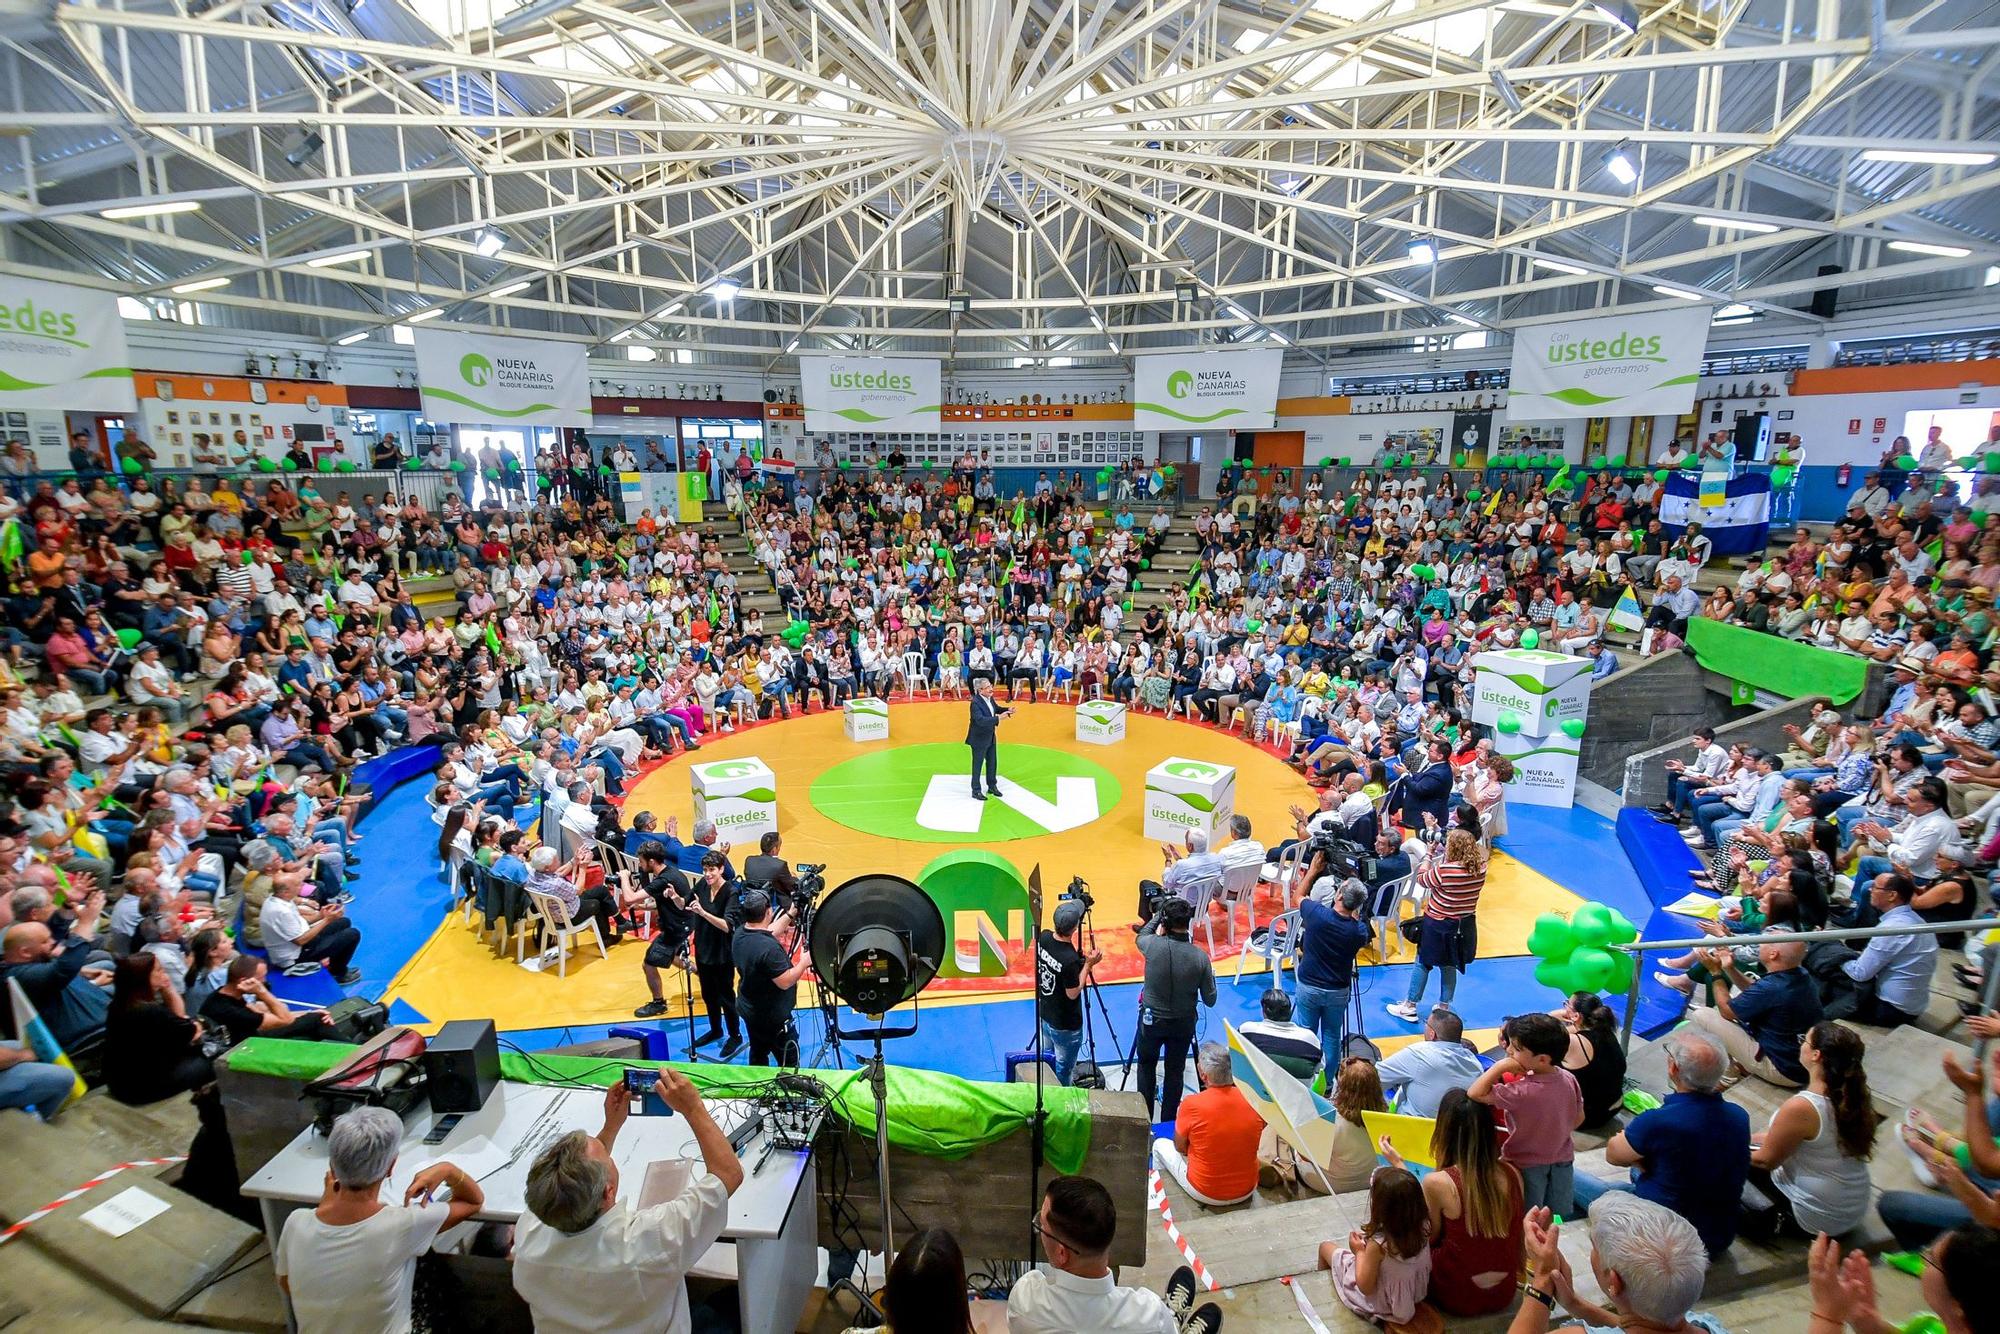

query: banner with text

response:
[1133,347,1282,431]
[1506,305,1711,420]
[800,355,941,431]
[0,277,136,411]
[414,329,588,427]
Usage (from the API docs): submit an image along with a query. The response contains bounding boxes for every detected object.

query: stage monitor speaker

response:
[425,1019,500,1113]
[1232,434,1256,463]
[1733,412,1772,461]
[1810,265,1842,320]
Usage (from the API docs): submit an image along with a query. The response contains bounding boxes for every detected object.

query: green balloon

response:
[1320,456,1334,467]
[1496,709,1524,734]
[403,458,424,471]
[1520,628,1540,649]
[842,557,859,569]
[1526,913,1576,961]
[1570,902,1616,947]
[1560,717,1586,739]
[1606,949,1637,995]
[280,456,298,471]
[484,467,500,480]
[1569,946,1618,991]
[1338,457,1351,468]
[1893,454,1917,471]
[1534,959,1576,993]
[1653,468,1669,481]
[1411,563,1436,581]
[1983,452,2000,474]
[598,464,613,476]
[336,460,355,473]
[922,460,933,469]
[1454,452,1469,467]
[1121,598,1133,612]
[256,457,277,472]
[449,459,467,471]
[1466,488,1481,501]
[1771,465,1794,488]
[837,459,849,469]
[120,456,144,475]
[315,456,334,472]
[1139,559,1150,570]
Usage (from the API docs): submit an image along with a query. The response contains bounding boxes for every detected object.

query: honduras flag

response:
[8,976,87,1109]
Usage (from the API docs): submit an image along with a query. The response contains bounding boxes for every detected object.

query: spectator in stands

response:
[1689,937,1823,1088]
[198,956,336,1046]
[1835,873,1940,1026]
[1882,1049,2000,1248]
[1558,992,1629,1129]
[1469,1012,1583,1216]
[1238,987,1321,1081]
[513,1071,743,1332]
[1385,827,1487,1021]
[0,1037,74,1120]
[1374,1004,1484,1117]
[1376,1088,1524,1317]
[1650,726,1729,825]
[1572,1029,1751,1258]
[1152,1042,1262,1207]
[1318,1165,1431,1327]
[842,1226,976,1334]
[102,953,211,1105]
[1810,1226,1999,1334]
[259,871,363,984]
[0,888,109,1061]
[275,1105,486,1334]
[1516,1194,1724,1334]
[1741,1021,1877,1240]
[1135,828,1223,925]
[1009,1175,1218,1334]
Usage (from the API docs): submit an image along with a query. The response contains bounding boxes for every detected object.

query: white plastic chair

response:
[525,886,608,979]
[900,650,934,698]
[1368,870,1420,961]
[1216,859,1262,948]
[1259,840,1312,911]
[1236,908,1301,991]
[1182,874,1225,954]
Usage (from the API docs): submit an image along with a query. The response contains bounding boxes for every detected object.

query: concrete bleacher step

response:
[0,1104,263,1323]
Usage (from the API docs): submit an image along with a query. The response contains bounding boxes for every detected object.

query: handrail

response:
[1613,916,2000,1052]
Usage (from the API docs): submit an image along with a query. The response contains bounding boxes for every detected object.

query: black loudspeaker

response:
[1734,412,1772,461]
[1810,265,1842,320]
[424,1019,500,1113]
[1233,433,1256,462]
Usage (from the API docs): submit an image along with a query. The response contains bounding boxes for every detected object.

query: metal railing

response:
[1614,915,2000,1054]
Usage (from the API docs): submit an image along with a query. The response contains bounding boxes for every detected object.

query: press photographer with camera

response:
[1037,898,1102,1087]
[630,841,696,1022]
[732,889,808,1067]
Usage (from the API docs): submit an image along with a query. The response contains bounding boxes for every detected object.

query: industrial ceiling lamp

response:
[1406,236,1438,265]
[1602,141,1639,186]
[284,126,325,169]
[708,278,742,301]
[949,292,972,316]
[473,229,506,258]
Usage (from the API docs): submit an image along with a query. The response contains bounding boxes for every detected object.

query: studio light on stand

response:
[808,873,944,1323]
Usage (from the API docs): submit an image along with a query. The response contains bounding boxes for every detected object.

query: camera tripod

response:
[1070,890,1129,1090]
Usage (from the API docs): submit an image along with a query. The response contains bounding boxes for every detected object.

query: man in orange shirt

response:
[1152,1042,1264,1207]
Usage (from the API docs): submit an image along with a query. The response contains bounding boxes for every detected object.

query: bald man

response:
[1688,937,1822,1088]
[0,889,111,1058]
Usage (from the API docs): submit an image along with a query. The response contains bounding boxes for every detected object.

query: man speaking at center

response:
[967,676,1011,801]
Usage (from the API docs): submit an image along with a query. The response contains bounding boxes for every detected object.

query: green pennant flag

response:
[1731,680,1757,707]
[0,519,22,569]
[486,623,504,658]
[707,592,721,625]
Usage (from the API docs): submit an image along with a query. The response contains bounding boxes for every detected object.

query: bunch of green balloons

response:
[256,457,278,472]
[1892,455,1918,471]
[1527,903,1640,995]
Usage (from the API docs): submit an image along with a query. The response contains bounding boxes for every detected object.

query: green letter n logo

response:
[1163,759,1219,779]
[700,760,760,779]
[1167,369,1194,399]
[460,353,493,387]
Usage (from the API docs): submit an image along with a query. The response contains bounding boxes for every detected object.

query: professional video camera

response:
[787,862,829,948]
[1059,874,1093,912]
[1307,831,1378,884]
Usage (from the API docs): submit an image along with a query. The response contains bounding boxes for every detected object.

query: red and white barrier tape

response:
[1282,1275,1333,1333]
[1146,1167,1220,1292]
[0,1156,186,1247]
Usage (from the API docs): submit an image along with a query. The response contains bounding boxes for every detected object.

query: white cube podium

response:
[690,757,778,839]
[1470,648,1593,810]
[1074,700,1127,746]
[1469,648,1593,735]
[842,697,889,742]
[1143,756,1235,843]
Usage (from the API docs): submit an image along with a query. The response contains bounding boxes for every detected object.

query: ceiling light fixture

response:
[100,200,202,220]
[404,308,442,323]
[1488,68,1523,114]
[284,127,325,169]
[1886,240,1972,258]
[489,281,531,298]
[306,250,370,268]
[336,330,370,345]
[1406,236,1438,265]
[948,292,971,315]
[1174,279,1199,304]
[1860,148,1996,166]
[708,278,741,301]
[1651,284,1704,300]
[1532,257,1588,276]
[473,229,506,258]
[1445,313,1481,327]
[1712,304,1755,321]
[1695,215,1778,234]
[170,277,230,294]
[1222,302,1249,321]
[1591,0,1639,31]
[1603,142,1639,186]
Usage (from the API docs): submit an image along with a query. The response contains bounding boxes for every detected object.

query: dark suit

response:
[967,692,1001,795]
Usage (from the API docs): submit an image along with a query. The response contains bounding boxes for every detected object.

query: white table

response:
[241,1080,817,1334]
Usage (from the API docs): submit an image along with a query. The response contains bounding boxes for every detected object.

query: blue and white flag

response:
[1660,473,1771,557]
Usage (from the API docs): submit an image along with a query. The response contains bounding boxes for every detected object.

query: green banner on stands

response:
[227,1037,1093,1173]
[1686,617,1869,706]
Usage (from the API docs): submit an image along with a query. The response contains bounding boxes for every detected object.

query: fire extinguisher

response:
[1836,462,1852,487]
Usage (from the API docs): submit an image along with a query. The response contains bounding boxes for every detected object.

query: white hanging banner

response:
[1505,305,1712,420]
[0,278,137,411]
[1133,347,1283,431]
[414,329,589,427]
[799,355,941,432]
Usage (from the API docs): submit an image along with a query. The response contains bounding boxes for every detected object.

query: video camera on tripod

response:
[785,862,828,950]
[1059,874,1093,912]
[1306,829,1378,884]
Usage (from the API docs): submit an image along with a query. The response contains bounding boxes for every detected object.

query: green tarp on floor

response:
[227,1037,1092,1173]
[1686,617,1869,706]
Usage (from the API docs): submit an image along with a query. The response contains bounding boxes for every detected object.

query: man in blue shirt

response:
[658,815,735,880]
[0,897,112,1055]
[1571,1028,1750,1257]
[1691,938,1822,1088]
[1293,879,1373,1085]
[1842,874,1939,1027]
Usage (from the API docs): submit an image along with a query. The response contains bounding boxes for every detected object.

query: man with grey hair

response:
[1518,1194,1721,1334]
[275,1105,485,1333]
[1213,813,1265,874]
[1292,878,1373,1085]
[513,1071,744,1333]
[657,813,734,879]
[1569,1029,1749,1259]
[1136,827,1223,925]
[1151,1042,1262,1208]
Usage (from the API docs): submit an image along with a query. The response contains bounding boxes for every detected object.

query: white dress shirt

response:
[1004,1266,1177,1334]
[511,1177,730,1334]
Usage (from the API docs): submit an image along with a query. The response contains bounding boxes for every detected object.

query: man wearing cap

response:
[1036,900,1102,1086]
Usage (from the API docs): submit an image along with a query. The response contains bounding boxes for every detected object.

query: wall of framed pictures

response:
[799,427,1145,467]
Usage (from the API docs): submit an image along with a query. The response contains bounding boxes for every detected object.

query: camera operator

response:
[1036,899,1102,1086]
[630,842,695,1022]
[1134,829,1222,927]
[741,830,800,904]
[731,889,808,1067]
[1294,879,1373,1085]
[1307,826,1414,915]
[1135,898,1216,1121]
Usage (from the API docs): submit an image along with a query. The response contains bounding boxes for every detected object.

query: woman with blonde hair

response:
[1385,827,1488,1022]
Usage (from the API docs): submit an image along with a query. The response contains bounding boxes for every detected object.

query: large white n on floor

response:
[914,774,1102,834]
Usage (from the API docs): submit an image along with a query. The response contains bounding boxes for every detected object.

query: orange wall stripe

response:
[1790,360,2000,396]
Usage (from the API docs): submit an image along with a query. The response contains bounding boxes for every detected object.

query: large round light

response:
[808,874,944,1014]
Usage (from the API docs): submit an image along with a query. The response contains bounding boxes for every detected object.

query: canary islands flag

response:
[8,976,86,1108]
[1608,585,1646,632]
